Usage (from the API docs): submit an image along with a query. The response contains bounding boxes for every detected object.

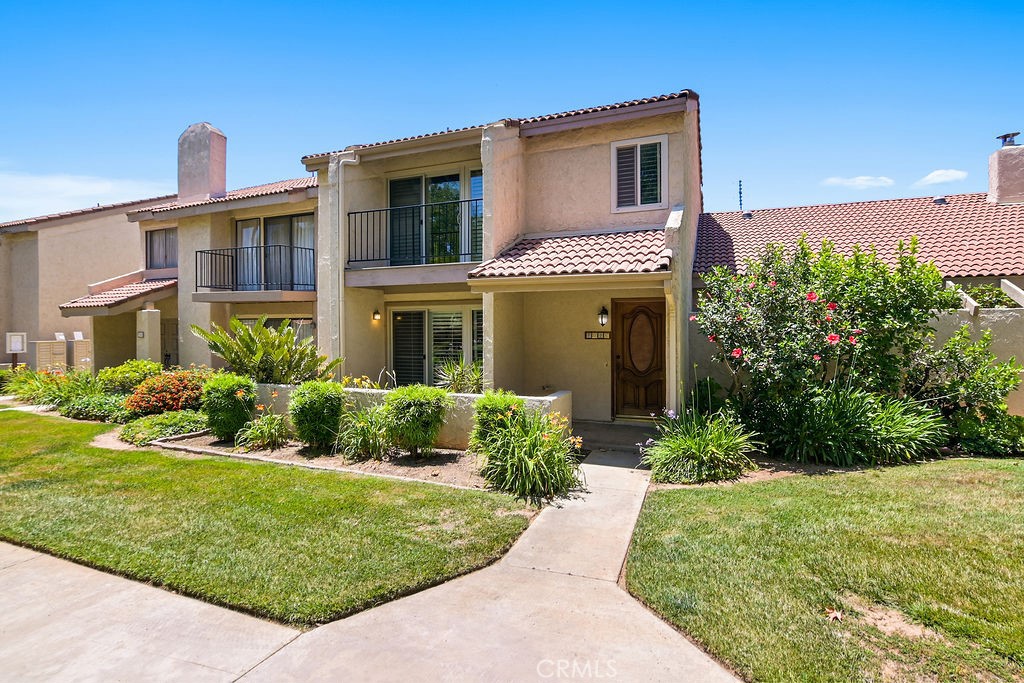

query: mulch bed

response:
[163,433,489,489]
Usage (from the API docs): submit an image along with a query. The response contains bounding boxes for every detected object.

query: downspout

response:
[324,153,360,372]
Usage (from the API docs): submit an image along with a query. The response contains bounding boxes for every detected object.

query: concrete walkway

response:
[0,543,298,681]
[242,452,735,682]
[0,452,735,682]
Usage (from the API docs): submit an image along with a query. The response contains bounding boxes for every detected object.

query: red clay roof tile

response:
[696,193,1024,278]
[144,177,317,214]
[59,279,177,310]
[469,229,670,279]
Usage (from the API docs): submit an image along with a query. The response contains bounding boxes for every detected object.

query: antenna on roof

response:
[738,180,743,211]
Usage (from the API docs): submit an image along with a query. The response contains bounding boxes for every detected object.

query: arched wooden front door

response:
[612,299,666,418]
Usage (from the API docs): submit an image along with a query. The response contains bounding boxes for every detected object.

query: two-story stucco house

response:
[302,90,702,421]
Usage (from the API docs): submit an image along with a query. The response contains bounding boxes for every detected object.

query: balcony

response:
[193,245,316,303]
[347,198,483,269]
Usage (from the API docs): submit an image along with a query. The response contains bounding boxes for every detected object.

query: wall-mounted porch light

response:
[598,306,609,327]
[372,309,381,321]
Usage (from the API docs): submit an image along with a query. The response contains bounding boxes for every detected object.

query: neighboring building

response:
[0,195,174,369]
[58,123,319,371]
[302,90,702,420]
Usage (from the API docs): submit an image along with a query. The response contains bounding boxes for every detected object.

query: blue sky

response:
[0,1,1019,221]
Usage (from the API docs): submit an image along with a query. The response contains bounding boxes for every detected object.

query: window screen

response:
[430,311,463,385]
[392,310,426,385]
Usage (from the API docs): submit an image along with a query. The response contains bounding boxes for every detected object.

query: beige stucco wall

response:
[522,113,687,234]
[482,123,525,259]
[93,312,137,370]
[688,309,1024,415]
[486,291,524,392]
[342,286,386,379]
[518,289,668,422]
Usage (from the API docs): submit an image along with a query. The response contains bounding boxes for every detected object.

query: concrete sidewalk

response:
[241,452,735,682]
[0,452,735,682]
[0,544,298,681]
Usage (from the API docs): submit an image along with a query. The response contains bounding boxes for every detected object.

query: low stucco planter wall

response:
[344,388,573,451]
[256,384,572,451]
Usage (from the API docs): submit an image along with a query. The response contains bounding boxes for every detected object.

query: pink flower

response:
[748,282,757,289]
[827,333,841,345]
[806,291,819,302]
[852,328,863,335]
[826,302,838,311]
[708,335,716,342]
[689,314,697,321]
[849,336,858,345]
[825,315,832,322]
[769,280,777,288]
[813,354,821,361]
[731,348,743,358]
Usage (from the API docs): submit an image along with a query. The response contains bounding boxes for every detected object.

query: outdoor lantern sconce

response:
[372,309,381,321]
[598,306,609,327]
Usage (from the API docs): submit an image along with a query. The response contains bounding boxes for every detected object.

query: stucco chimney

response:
[178,123,226,203]
[988,132,1024,204]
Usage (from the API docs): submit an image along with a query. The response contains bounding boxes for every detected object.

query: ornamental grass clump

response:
[640,408,761,484]
[200,373,257,441]
[335,405,392,461]
[479,409,582,499]
[383,384,452,458]
[235,411,291,452]
[469,390,526,454]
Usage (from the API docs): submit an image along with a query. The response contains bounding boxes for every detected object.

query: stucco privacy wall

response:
[688,309,1024,415]
[522,113,686,234]
[341,387,572,450]
[520,289,666,421]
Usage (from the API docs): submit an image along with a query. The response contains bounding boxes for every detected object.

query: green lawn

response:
[627,459,1024,681]
[0,411,530,626]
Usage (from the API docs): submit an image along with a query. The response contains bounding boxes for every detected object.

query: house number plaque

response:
[584,331,610,340]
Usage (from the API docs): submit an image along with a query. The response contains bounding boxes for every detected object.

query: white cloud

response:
[0,171,173,223]
[912,169,968,187]
[821,175,896,190]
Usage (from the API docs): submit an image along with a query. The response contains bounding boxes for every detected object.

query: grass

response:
[0,411,531,626]
[627,459,1024,681]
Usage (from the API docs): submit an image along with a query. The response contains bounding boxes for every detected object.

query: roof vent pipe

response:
[998,132,1020,147]
[933,196,947,205]
[741,211,753,219]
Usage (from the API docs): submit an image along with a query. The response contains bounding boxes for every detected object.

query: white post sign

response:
[6,333,27,355]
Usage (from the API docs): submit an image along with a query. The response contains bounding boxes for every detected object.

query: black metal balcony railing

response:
[195,245,315,292]
[347,198,483,266]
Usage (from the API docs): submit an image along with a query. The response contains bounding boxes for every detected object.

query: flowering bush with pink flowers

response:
[695,238,1022,462]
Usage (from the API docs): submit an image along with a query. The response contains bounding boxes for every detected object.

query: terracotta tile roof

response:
[469,229,670,279]
[0,194,176,232]
[516,90,692,124]
[60,278,177,311]
[696,193,1024,278]
[302,90,695,161]
[143,176,317,214]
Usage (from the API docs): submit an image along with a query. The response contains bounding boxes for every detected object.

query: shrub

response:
[201,373,257,441]
[0,368,13,392]
[119,410,208,446]
[480,409,582,498]
[59,394,132,423]
[335,405,392,460]
[97,359,163,394]
[434,358,483,393]
[695,238,959,405]
[964,284,1020,309]
[469,390,526,454]
[191,316,342,384]
[954,409,1024,456]
[640,409,760,484]
[288,380,348,449]
[383,384,452,457]
[7,368,101,407]
[125,369,212,416]
[235,412,291,452]
[765,386,947,467]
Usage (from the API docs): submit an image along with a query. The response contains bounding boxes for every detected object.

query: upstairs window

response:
[612,135,668,212]
[146,228,178,269]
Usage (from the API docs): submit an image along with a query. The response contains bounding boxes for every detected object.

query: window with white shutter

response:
[611,135,668,212]
[388,306,483,386]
